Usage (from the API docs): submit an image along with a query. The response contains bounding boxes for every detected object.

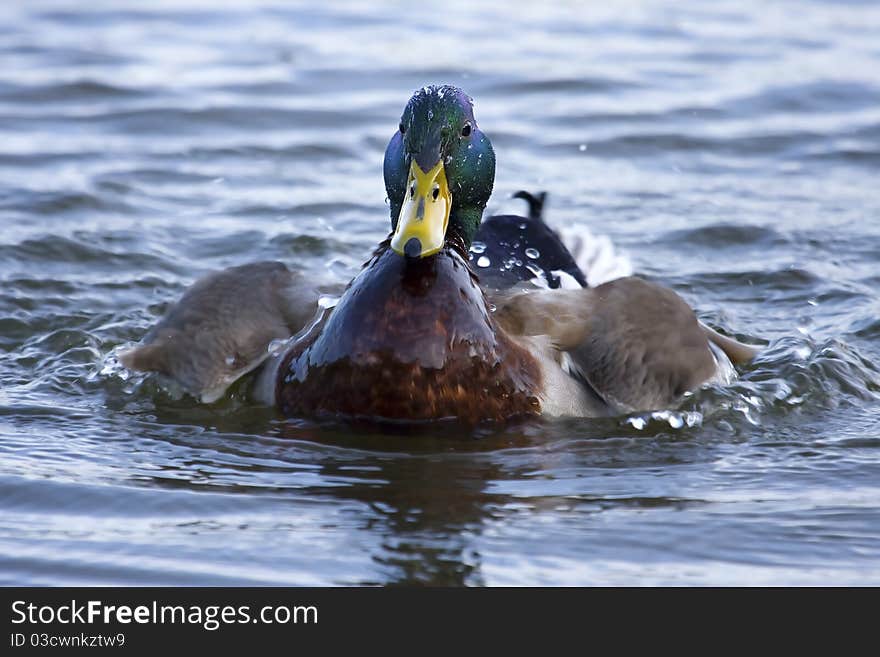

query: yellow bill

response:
[390,158,451,258]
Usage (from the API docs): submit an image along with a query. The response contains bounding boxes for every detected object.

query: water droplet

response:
[225,355,236,366]
[476,256,490,268]
[525,263,544,277]
[626,417,647,430]
[578,144,587,152]
[685,412,702,427]
[470,241,487,254]
[519,223,527,230]
[488,303,497,313]
[774,381,792,401]
[525,247,540,259]
[427,109,434,120]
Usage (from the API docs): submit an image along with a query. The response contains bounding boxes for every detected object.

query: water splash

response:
[625,410,703,431]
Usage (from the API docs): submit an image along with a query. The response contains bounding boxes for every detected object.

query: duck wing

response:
[495,276,759,413]
[119,261,325,403]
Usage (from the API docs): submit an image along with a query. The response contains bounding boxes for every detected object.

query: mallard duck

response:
[120,84,758,421]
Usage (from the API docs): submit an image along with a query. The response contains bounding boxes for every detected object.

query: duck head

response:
[384,85,496,259]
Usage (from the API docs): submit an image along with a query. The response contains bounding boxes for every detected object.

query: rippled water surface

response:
[2,0,880,585]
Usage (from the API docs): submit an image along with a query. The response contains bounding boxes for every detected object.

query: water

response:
[2,0,880,585]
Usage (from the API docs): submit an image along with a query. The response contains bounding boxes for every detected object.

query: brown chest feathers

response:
[277,245,542,422]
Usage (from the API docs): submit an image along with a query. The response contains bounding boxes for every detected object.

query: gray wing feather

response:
[120,261,321,402]
[496,277,757,412]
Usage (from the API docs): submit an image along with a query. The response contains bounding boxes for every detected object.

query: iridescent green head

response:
[383,85,496,258]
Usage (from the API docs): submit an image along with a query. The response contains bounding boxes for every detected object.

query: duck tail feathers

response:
[512,190,548,222]
[118,342,166,373]
[700,322,761,365]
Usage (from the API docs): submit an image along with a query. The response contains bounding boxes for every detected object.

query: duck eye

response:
[399,122,406,134]
[461,122,472,137]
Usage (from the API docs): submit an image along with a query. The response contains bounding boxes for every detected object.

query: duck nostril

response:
[409,181,416,198]
[432,184,440,201]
